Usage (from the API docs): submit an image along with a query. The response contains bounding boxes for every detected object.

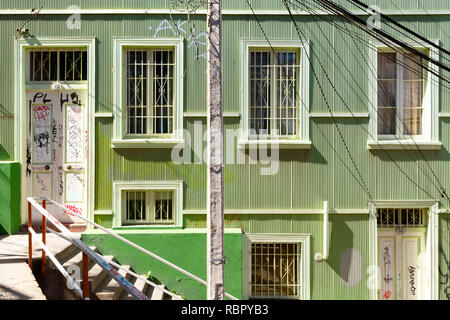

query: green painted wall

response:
[81,228,243,300]
[0,162,21,234]
[185,214,371,300]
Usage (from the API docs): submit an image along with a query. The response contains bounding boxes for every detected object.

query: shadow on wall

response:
[327,217,363,287]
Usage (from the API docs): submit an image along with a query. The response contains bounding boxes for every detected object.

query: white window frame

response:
[368,40,440,150]
[239,39,311,150]
[112,181,183,228]
[243,233,310,300]
[112,38,184,149]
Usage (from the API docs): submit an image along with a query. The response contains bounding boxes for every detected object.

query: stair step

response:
[63,246,97,270]
[48,243,79,270]
[151,285,165,300]
[74,255,115,294]
[124,277,148,300]
[95,265,132,300]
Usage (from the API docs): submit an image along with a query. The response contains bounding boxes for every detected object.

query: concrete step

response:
[123,276,148,300]
[73,255,115,295]
[150,284,165,300]
[95,265,131,300]
[48,243,79,270]
[62,246,97,272]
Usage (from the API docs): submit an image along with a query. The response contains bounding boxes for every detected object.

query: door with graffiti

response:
[25,49,89,225]
[26,89,87,225]
[378,232,425,300]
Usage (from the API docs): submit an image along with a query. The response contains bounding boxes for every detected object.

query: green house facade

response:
[0,0,449,300]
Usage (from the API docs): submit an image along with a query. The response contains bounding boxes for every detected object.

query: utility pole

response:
[206,0,225,300]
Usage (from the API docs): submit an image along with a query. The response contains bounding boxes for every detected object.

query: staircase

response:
[47,240,176,300]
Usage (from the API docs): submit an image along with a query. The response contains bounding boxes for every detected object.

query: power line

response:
[346,0,450,57]
[244,0,375,201]
[292,0,450,205]
[313,0,450,86]
[281,0,438,200]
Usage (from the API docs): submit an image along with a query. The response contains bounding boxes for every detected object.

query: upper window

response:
[368,41,440,148]
[249,50,299,138]
[377,51,426,137]
[28,49,87,82]
[240,40,310,148]
[126,49,174,136]
[112,38,184,148]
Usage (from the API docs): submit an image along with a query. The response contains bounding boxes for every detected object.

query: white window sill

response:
[367,140,442,150]
[111,139,185,149]
[238,140,312,150]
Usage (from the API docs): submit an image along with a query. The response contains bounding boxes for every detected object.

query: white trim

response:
[2,9,450,16]
[182,209,369,215]
[368,39,440,145]
[14,37,96,226]
[245,233,311,300]
[367,140,442,150]
[113,37,184,148]
[240,39,310,146]
[94,113,114,118]
[237,140,312,150]
[183,112,240,118]
[94,210,113,216]
[369,200,439,208]
[310,112,369,118]
[112,180,183,228]
[111,139,185,149]
[438,113,450,118]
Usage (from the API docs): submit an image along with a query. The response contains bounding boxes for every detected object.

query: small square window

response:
[123,190,174,225]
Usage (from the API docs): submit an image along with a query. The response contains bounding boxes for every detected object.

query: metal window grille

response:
[125,190,146,222]
[29,49,87,82]
[124,190,174,225]
[377,51,424,136]
[153,191,173,224]
[126,49,174,136]
[249,50,300,138]
[250,242,300,299]
[377,208,427,227]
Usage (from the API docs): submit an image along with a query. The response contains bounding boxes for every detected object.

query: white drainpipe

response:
[314,201,329,262]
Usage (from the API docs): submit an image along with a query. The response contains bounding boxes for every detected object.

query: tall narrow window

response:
[126,49,174,136]
[249,50,299,138]
[377,51,425,137]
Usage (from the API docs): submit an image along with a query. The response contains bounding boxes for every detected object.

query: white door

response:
[378,231,424,300]
[26,90,87,224]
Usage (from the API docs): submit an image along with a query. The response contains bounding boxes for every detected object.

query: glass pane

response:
[403,53,422,80]
[377,107,396,135]
[403,81,423,108]
[403,108,422,135]
[377,80,396,107]
[378,52,396,79]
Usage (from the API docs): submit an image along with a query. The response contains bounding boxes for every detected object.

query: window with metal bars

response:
[250,242,301,299]
[28,49,87,82]
[123,190,174,225]
[377,208,427,227]
[126,49,174,136]
[249,49,300,138]
[377,50,426,137]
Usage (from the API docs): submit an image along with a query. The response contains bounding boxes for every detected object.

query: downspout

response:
[314,201,329,262]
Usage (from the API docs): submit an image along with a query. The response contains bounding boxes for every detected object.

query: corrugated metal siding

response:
[184,213,370,299]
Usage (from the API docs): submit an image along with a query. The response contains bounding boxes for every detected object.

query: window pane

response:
[250,242,300,299]
[126,50,148,134]
[152,50,174,135]
[377,52,396,79]
[153,191,173,223]
[125,191,146,222]
[377,107,396,135]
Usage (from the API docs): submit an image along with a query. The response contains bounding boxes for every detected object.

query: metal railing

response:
[27,197,238,300]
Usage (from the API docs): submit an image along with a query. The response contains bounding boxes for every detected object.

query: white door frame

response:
[369,200,439,300]
[14,38,96,225]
